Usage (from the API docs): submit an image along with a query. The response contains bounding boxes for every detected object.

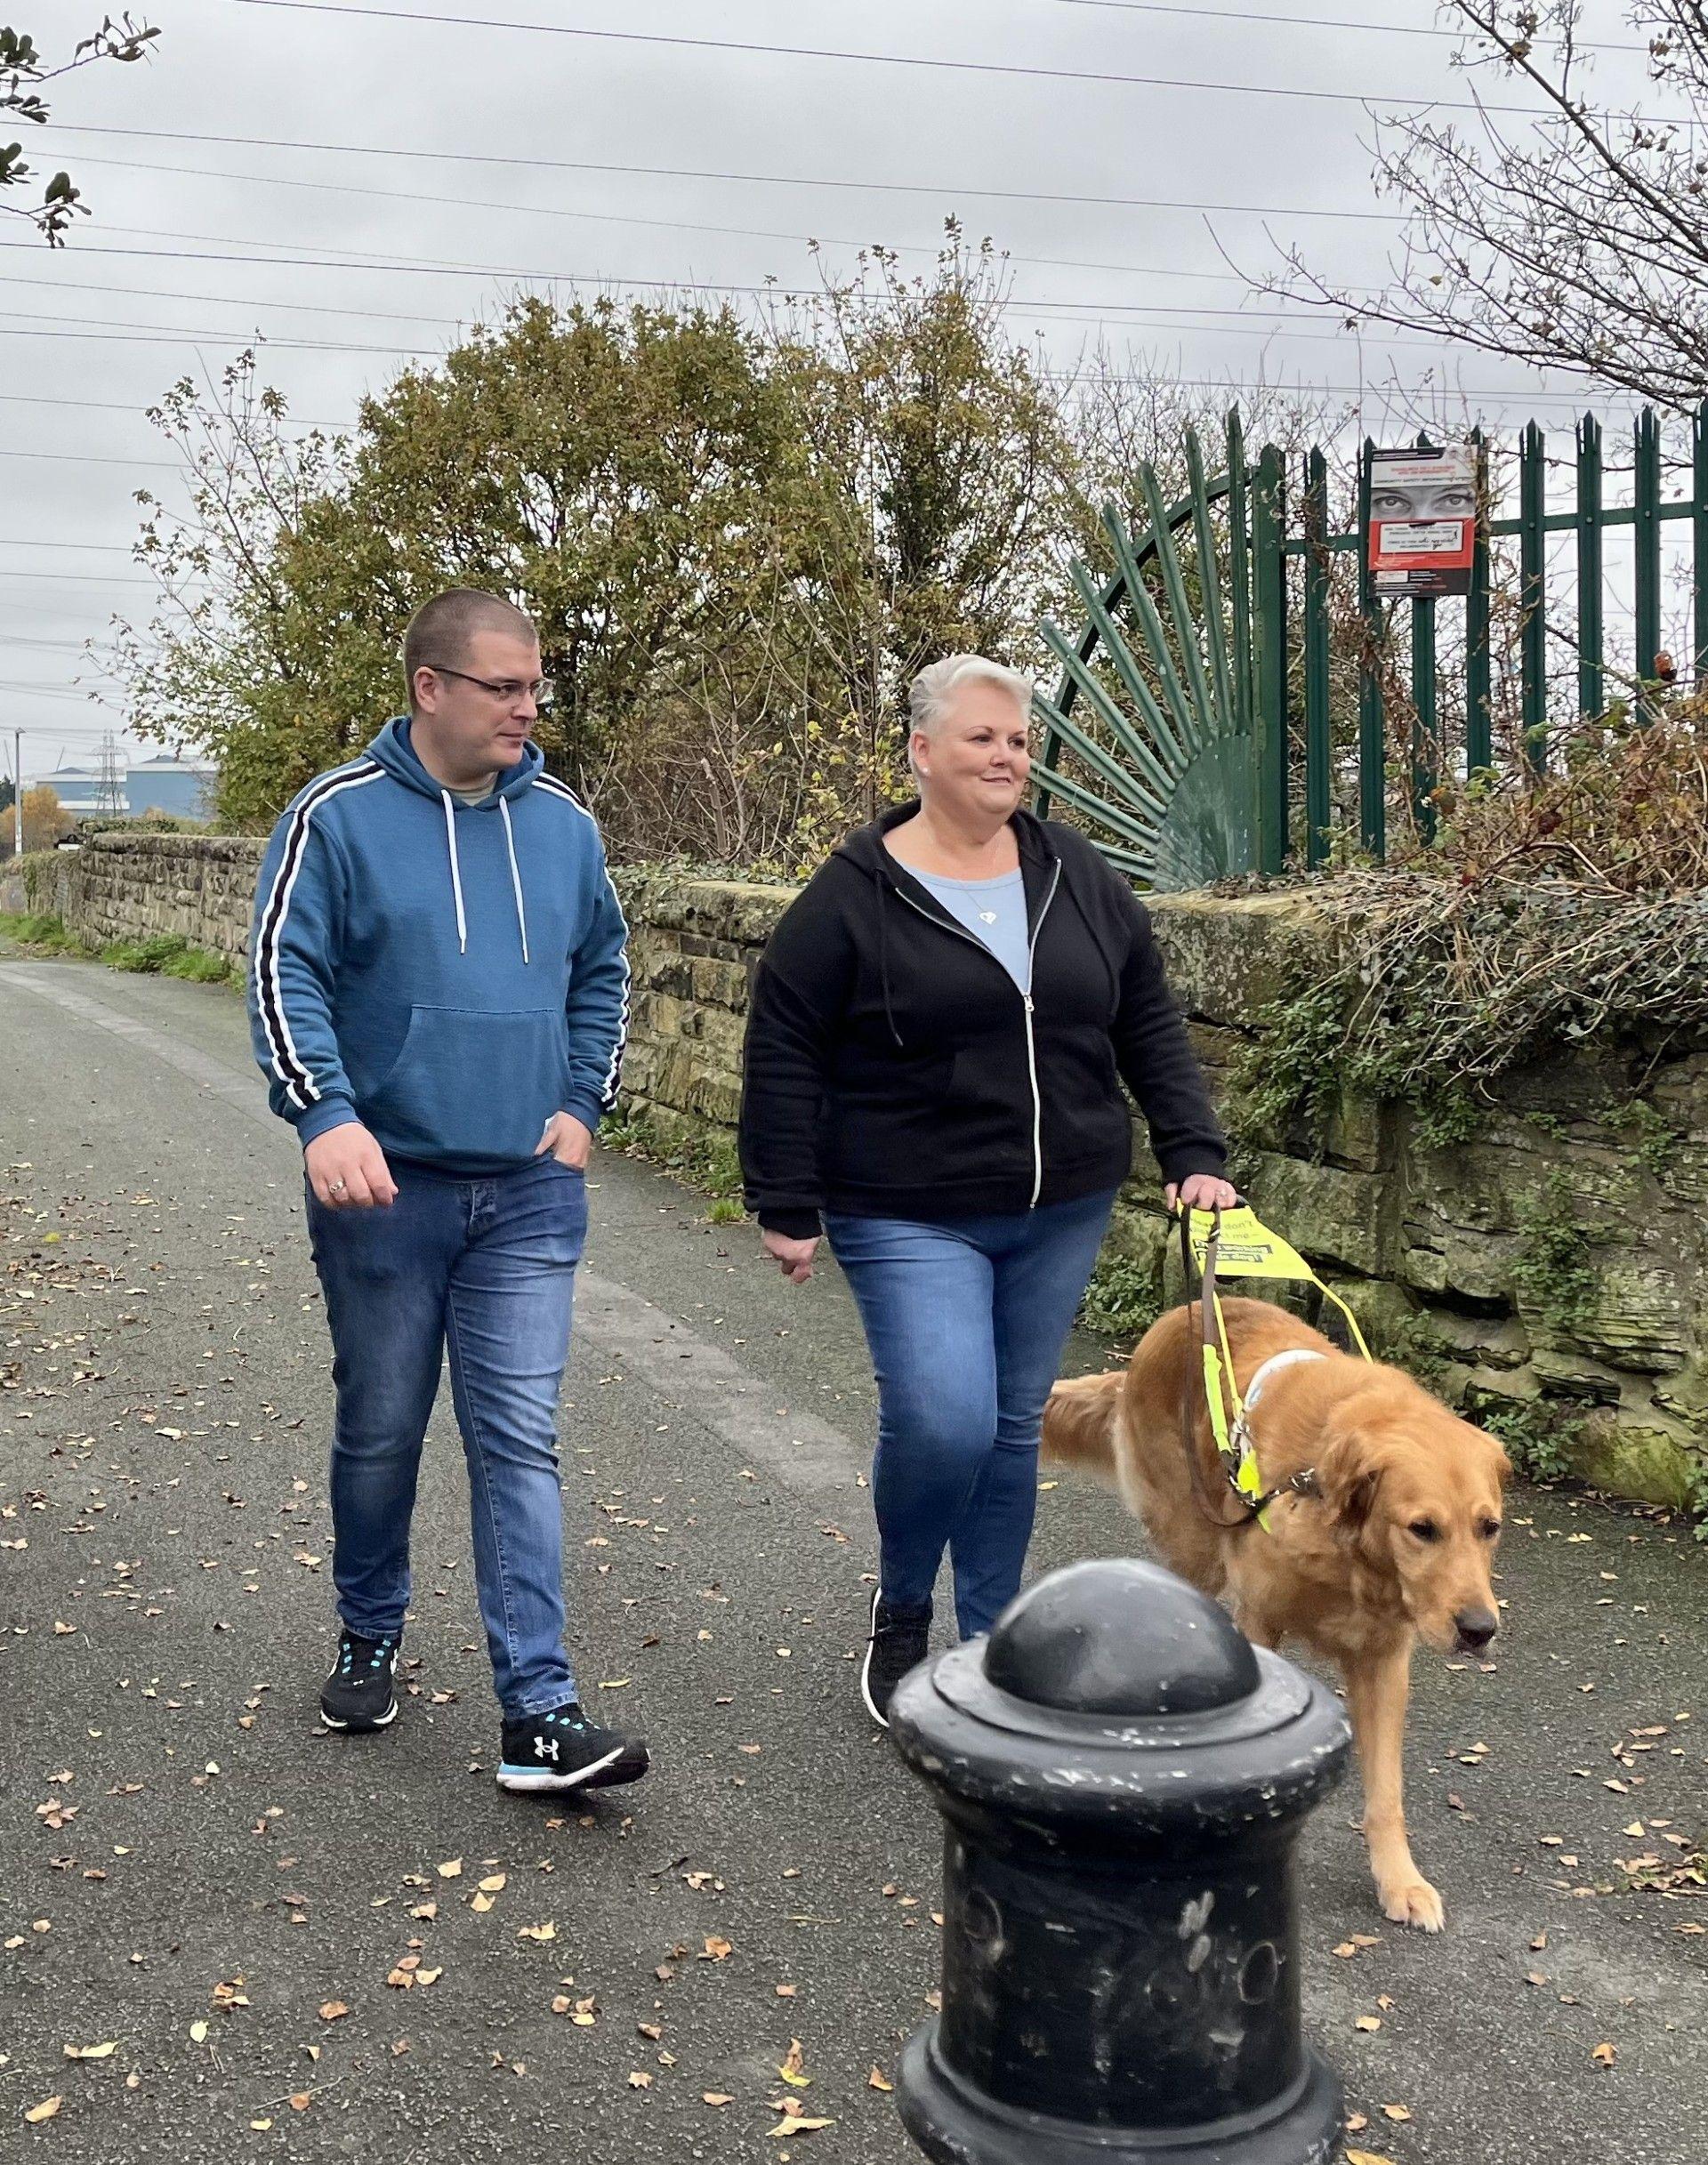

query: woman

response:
[738,654,1236,1725]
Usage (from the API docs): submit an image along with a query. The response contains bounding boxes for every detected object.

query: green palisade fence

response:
[1035,400,1708,888]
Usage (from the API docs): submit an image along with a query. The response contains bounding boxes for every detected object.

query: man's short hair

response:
[401,590,539,710]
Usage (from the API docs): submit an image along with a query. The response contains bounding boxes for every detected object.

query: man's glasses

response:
[423,663,555,708]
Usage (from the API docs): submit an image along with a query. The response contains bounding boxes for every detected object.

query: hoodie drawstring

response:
[499,797,530,966]
[440,790,531,962]
[440,792,468,955]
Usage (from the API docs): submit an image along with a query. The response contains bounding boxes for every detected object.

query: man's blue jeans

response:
[306,1153,585,1717]
[824,1188,1117,1639]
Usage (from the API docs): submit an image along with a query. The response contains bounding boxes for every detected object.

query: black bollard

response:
[889,1557,1351,2165]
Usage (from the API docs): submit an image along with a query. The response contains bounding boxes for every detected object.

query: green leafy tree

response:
[114,306,810,836]
[1271,2,1708,411]
[768,237,1078,820]
[112,253,1325,865]
[109,351,356,826]
[2,14,158,244]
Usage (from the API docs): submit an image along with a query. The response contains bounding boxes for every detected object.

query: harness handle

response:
[1176,1203,1267,1532]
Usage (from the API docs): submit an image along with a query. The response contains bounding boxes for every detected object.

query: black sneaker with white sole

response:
[320,1628,399,1732]
[496,1702,650,1792]
[860,1585,931,1729]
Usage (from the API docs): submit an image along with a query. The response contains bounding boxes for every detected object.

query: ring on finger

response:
[329,1178,348,1195]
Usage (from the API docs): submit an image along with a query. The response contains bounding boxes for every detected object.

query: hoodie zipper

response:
[892,858,1062,1209]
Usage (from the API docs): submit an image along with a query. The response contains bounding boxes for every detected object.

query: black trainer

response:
[496,1702,649,1793]
[319,1627,399,1732]
[861,1586,931,1729]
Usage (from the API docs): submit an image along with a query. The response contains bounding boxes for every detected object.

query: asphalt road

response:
[2,945,1705,2165]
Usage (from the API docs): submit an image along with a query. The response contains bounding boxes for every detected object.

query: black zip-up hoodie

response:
[739,802,1226,1236]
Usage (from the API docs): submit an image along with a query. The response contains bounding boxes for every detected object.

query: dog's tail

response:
[1041,1369,1126,1484]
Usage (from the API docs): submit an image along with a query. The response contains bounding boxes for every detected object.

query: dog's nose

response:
[1454,1607,1499,1651]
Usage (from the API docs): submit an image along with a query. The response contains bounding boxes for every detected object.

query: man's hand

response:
[305,1122,399,1209]
[761,1227,819,1284]
[1165,1172,1241,1215]
[537,1112,593,1171]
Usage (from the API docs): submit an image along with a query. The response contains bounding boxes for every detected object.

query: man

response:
[248,589,647,1792]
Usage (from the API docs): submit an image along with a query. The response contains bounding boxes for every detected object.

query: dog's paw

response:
[1381,1877,1446,1932]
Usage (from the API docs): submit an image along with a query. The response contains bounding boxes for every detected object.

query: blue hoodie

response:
[247,717,630,1174]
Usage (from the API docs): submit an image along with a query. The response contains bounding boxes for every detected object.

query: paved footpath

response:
[2,945,1705,2165]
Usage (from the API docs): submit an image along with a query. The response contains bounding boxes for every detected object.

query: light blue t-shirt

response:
[913,867,1031,992]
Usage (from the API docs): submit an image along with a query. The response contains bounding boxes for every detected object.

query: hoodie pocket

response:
[364,1004,568,1163]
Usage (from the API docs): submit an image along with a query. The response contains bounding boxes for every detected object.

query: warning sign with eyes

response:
[1366,443,1479,597]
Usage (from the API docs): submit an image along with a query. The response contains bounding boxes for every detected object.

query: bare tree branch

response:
[1265,3,1708,411]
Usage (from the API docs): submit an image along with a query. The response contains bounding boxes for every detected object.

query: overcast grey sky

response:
[0,0,1666,781]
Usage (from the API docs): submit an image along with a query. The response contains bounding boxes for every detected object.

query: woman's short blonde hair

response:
[907,653,1035,739]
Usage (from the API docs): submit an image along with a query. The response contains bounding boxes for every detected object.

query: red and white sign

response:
[1366,446,1478,597]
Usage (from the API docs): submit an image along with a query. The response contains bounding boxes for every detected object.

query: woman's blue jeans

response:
[306,1152,586,1717]
[824,1188,1117,1639]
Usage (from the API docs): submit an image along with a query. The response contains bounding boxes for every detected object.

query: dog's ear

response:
[1314,1423,1385,1533]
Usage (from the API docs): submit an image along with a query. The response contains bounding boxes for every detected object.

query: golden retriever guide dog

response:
[1043,1295,1511,1932]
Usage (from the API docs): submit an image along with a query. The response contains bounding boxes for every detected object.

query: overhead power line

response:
[0,568,164,586]
[1040,0,1645,45]
[0,232,1537,348]
[0,293,1593,373]
[0,680,101,702]
[49,121,1410,224]
[0,539,140,554]
[61,148,1272,291]
[0,446,189,471]
[0,265,1374,335]
[0,238,1414,346]
[228,0,1654,120]
[0,323,415,356]
[0,270,460,332]
[0,389,337,432]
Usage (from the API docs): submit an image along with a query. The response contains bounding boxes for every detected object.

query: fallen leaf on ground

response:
[701,1936,732,1960]
[289,2092,312,2112]
[24,2097,62,2125]
[703,2092,734,2106]
[63,2041,117,2060]
[1591,2042,1616,2067]
[768,2111,834,2136]
[1380,2104,1414,2122]
[437,1859,463,1879]
[517,1923,556,1943]
[778,2038,810,2088]
[318,2002,349,2023]
[188,2020,209,2044]
[479,1874,506,1893]
[628,2071,652,2089]
[868,2065,893,2092]
[1345,2152,1398,2165]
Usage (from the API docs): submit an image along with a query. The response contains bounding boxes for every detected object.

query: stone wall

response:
[12,835,1704,1507]
[12,833,263,970]
[619,876,1708,1511]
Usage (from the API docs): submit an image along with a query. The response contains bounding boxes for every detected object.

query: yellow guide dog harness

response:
[1177,1202,1374,1532]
